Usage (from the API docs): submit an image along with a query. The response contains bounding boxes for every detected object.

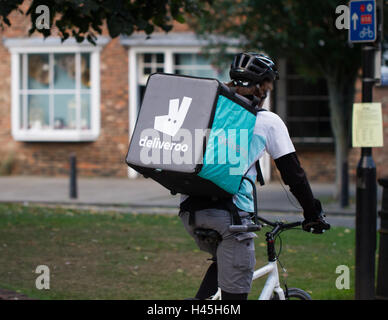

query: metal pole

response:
[69,153,78,199]
[355,45,377,300]
[341,162,349,207]
[376,178,388,300]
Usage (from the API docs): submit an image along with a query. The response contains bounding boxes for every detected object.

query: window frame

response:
[275,59,334,147]
[6,39,106,142]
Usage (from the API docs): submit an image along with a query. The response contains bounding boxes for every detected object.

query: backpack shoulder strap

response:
[255,160,265,186]
[255,107,267,186]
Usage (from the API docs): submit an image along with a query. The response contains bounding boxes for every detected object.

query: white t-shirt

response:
[232,110,295,212]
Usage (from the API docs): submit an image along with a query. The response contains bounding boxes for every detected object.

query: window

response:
[173,53,229,79]
[276,60,333,145]
[133,50,230,115]
[137,53,165,113]
[380,40,388,86]
[5,38,108,141]
[138,53,165,85]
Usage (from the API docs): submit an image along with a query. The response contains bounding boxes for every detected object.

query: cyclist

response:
[179,52,330,300]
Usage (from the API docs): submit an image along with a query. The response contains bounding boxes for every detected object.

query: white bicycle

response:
[209,216,312,300]
[209,176,312,300]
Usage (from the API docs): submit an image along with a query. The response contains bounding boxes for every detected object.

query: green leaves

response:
[191,0,363,81]
[0,0,23,27]
[1,0,211,44]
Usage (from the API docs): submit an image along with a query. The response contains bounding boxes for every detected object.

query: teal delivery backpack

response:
[125,73,259,197]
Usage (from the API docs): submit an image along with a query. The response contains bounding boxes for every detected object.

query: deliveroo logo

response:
[154,96,192,136]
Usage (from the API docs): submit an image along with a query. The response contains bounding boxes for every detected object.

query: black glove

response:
[274,153,331,234]
[302,200,330,234]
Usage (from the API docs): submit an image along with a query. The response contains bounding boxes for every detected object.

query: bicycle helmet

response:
[230,52,279,87]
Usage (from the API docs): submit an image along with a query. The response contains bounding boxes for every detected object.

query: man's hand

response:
[302,199,330,234]
[302,212,331,234]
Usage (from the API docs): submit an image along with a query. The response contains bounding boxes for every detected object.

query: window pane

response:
[286,61,332,143]
[287,100,320,117]
[81,53,90,89]
[27,94,49,129]
[28,54,49,89]
[156,53,164,63]
[287,78,328,96]
[54,53,76,89]
[144,67,152,75]
[318,104,330,117]
[194,69,217,78]
[53,94,76,129]
[318,121,333,138]
[81,94,91,130]
[289,121,319,138]
[139,53,164,83]
[175,53,194,66]
[144,54,152,63]
[19,94,24,129]
[19,54,24,89]
[196,54,210,65]
[173,53,229,82]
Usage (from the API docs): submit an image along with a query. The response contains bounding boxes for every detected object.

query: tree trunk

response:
[326,76,356,206]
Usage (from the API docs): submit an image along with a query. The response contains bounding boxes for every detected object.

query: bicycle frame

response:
[254,261,285,300]
[211,260,285,300]
[209,178,299,301]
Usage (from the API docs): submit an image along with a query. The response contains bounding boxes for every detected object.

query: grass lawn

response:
[0,203,356,300]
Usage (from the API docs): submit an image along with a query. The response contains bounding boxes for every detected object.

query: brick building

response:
[0,7,387,183]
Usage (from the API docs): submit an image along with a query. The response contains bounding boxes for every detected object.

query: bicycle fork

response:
[258,230,285,300]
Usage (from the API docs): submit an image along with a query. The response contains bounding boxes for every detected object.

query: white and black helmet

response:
[230,52,279,87]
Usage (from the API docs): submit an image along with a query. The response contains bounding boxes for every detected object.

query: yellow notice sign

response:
[352,103,384,147]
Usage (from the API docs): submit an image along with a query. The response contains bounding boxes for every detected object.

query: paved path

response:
[0,176,363,212]
[0,176,383,228]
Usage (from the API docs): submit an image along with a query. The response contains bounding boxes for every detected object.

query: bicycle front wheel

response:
[271,288,312,300]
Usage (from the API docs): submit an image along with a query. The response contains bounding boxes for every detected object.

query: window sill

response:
[12,130,100,142]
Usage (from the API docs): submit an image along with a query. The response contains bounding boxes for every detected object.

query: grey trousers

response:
[179,208,257,294]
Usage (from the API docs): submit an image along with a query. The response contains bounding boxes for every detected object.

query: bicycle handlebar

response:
[228,219,302,234]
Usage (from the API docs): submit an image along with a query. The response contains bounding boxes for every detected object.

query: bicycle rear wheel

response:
[271,288,312,300]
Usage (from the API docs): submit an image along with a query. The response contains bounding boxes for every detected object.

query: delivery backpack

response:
[125,73,265,199]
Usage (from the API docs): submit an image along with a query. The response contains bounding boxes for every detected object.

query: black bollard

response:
[69,153,78,199]
[377,178,388,300]
[341,161,349,208]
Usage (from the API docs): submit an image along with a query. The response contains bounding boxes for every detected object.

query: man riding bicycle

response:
[179,52,330,300]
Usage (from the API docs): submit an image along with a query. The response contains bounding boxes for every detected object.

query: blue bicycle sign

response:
[349,0,376,43]
[359,25,374,39]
